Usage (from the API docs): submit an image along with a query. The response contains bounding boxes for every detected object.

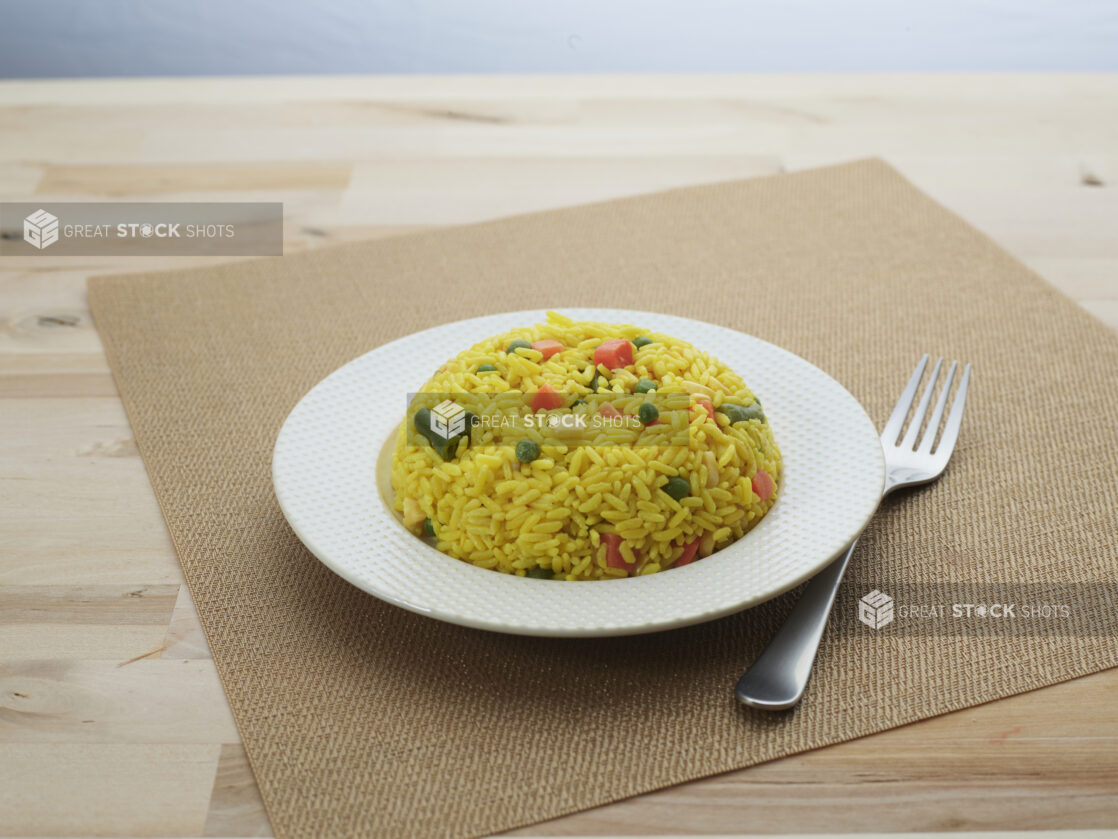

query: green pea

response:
[635,378,657,393]
[718,402,765,425]
[638,402,659,425]
[525,566,553,579]
[476,364,498,373]
[663,476,691,500]
[423,518,436,537]
[506,339,532,355]
[572,398,587,407]
[515,440,541,463]
[633,337,654,349]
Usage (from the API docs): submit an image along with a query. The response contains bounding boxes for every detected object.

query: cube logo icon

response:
[858,589,894,629]
[24,209,60,250]
[430,399,466,439]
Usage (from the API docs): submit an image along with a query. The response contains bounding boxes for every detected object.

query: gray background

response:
[3,0,1117,78]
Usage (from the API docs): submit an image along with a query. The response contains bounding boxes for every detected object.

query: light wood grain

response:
[0,585,175,660]
[1,659,240,744]
[1,74,1116,838]
[0,744,220,836]
[36,163,352,196]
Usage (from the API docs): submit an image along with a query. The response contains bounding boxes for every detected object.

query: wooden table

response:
[2,75,1116,838]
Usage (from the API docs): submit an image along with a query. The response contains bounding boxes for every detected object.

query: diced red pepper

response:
[695,398,715,421]
[599,402,622,419]
[674,539,701,567]
[593,339,634,370]
[530,383,565,412]
[752,469,774,502]
[531,339,564,361]
[602,532,636,573]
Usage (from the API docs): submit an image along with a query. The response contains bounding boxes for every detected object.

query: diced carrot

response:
[602,532,622,564]
[530,383,565,412]
[695,398,715,420]
[531,339,564,361]
[599,402,622,419]
[752,469,774,502]
[593,338,634,370]
[602,532,636,573]
[674,539,701,567]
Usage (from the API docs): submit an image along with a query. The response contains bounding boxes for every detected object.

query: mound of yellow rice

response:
[391,311,780,580]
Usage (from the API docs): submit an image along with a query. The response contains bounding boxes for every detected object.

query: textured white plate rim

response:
[273,308,884,637]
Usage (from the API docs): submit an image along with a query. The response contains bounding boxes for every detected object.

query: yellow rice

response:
[391,311,781,580]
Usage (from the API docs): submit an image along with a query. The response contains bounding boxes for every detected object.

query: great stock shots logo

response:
[23,209,59,250]
[429,399,468,440]
[1,202,283,256]
[858,589,895,629]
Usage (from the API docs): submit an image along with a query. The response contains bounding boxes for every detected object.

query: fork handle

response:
[734,539,859,710]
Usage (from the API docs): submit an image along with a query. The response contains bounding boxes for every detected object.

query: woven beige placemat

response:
[88,159,1118,839]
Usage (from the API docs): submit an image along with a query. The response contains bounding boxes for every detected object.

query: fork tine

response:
[932,363,972,457]
[900,357,942,450]
[881,354,929,446]
[918,360,957,453]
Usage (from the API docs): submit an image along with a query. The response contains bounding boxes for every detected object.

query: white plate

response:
[272,309,884,637]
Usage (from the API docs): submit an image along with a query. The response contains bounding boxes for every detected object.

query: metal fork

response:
[735,355,972,710]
